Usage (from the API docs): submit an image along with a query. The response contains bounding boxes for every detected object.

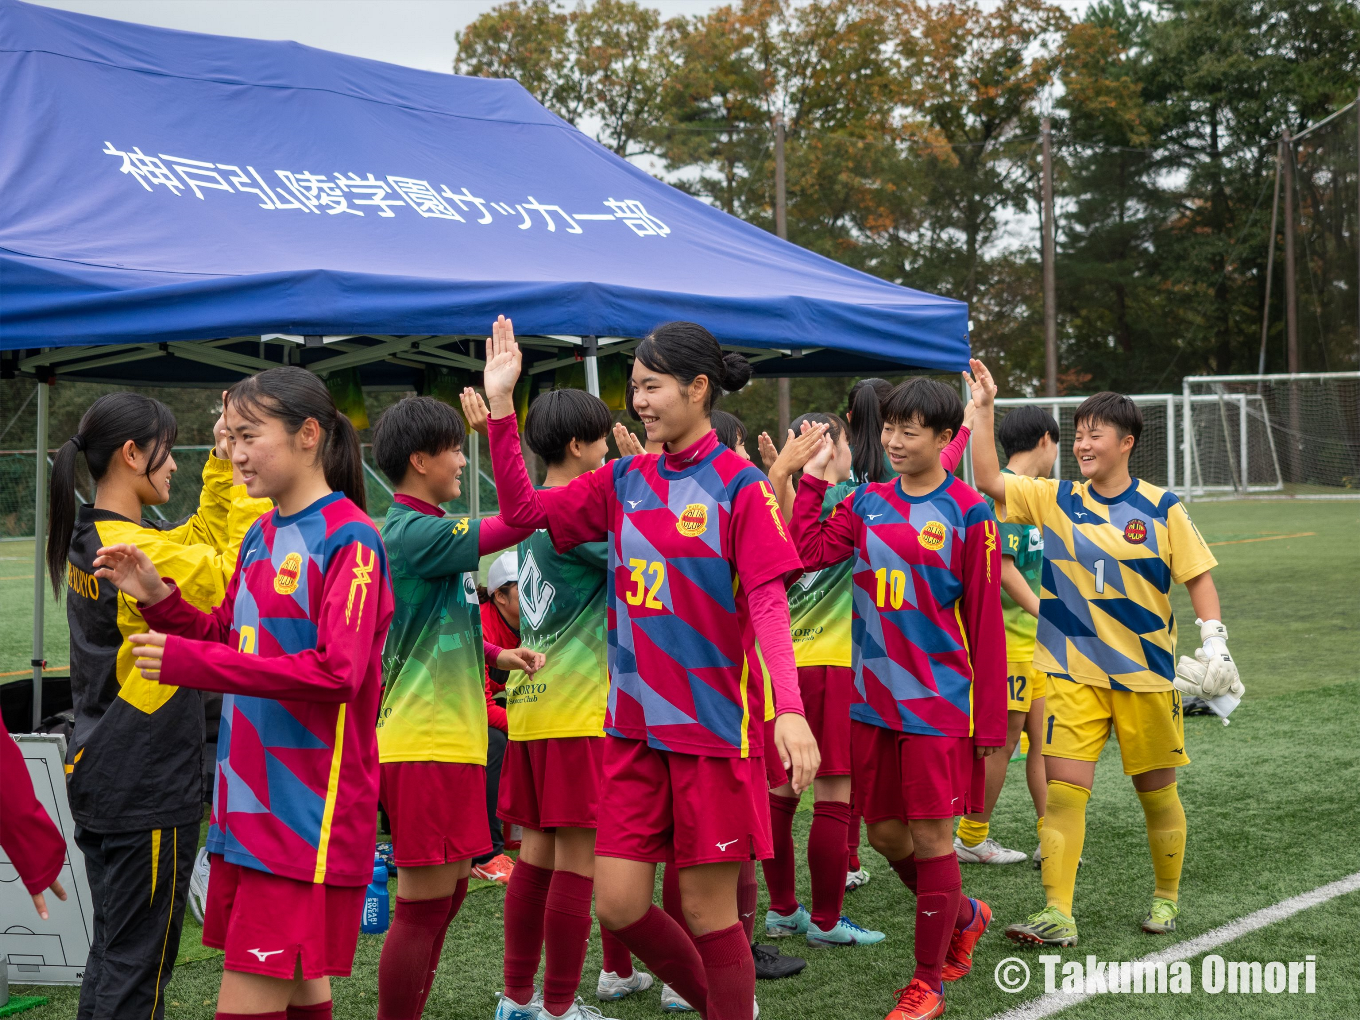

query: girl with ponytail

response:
[93,367,394,1018]
[482,316,819,1020]
[845,377,893,484]
[50,391,270,1020]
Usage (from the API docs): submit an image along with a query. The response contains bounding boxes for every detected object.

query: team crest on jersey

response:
[1124,519,1149,544]
[918,520,948,551]
[273,551,303,594]
[676,503,709,537]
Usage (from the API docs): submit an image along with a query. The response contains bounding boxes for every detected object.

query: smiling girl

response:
[483,316,818,1020]
[51,392,269,1020]
[92,367,394,1020]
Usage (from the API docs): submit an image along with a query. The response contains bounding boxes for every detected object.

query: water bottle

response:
[361,853,390,933]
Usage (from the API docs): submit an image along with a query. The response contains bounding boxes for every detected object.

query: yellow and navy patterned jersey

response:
[1001,474,1217,693]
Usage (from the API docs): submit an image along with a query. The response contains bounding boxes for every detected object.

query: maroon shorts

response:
[595,735,773,868]
[763,665,855,787]
[851,719,984,822]
[499,736,604,831]
[203,855,364,979]
[380,761,492,866]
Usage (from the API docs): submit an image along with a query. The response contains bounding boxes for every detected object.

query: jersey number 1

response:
[1093,558,1106,593]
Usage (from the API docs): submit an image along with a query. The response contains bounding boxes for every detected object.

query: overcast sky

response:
[32,0,1092,74]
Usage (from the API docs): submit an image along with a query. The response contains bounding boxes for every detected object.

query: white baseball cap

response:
[487,551,519,593]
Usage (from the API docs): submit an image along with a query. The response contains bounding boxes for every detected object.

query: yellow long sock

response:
[956,817,989,847]
[1036,815,1044,837]
[1039,782,1089,917]
[1137,782,1187,902]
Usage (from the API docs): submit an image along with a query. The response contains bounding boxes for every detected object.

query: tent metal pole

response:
[31,377,49,730]
[775,114,791,439]
[583,335,600,397]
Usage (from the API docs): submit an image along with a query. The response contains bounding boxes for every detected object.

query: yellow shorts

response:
[1043,674,1190,776]
[1006,661,1046,713]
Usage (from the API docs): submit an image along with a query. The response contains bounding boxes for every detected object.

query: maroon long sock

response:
[890,854,918,895]
[503,860,553,1004]
[601,924,634,978]
[956,895,976,931]
[694,922,754,1020]
[662,863,692,941]
[761,793,800,916]
[808,800,850,930]
[287,1004,333,1020]
[414,879,467,1015]
[848,808,862,871]
[737,862,758,943]
[608,906,708,1015]
[912,853,962,992]
[542,870,594,1015]
[377,896,454,1020]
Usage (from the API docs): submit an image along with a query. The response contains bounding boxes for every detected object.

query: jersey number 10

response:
[874,568,908,610]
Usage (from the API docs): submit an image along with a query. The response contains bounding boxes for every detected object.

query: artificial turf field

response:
[5,498,1358,1020]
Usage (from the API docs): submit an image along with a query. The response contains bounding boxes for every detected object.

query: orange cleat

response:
[471,853,516,885]
[941,898,991,981]
[885,978,945,1020]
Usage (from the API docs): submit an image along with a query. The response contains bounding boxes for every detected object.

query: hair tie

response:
[69,435,86,452]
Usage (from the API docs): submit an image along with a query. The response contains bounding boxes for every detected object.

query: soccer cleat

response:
[495,992,542,1020]
[472,853,516,884]
[752,942,807,979]
[595,968,653,1001]
[884,978,945,1020]
[539,998,622,1020]
[1142,897,1179,934]
[954,835,1027,865]
[846,867,872,892]
[187,847,210,924]
[659,984,696,1012]
[806,915,887,947]
[1005,905,1078,947]
[765,902,811,938]
[941,898,991,981]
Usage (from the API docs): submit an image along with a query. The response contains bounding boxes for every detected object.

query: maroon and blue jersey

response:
[517,431,803,758]
[792,474,1007,745]
[146,492,393,888]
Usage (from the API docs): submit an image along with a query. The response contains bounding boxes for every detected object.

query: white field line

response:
[985,870,1360,1020]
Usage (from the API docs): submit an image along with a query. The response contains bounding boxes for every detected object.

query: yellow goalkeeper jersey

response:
[1001,474,1217,693]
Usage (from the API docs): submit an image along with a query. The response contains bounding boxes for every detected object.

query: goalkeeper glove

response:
[1172,619,1244,699]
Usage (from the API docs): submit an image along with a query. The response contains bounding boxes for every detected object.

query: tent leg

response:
[583,335,600,397]
[959,376,974,485]
[31,378,49,730]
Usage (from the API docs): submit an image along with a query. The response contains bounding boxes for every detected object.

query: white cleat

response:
[954,835,1028,865]
[660,984,696,1012]
[596,968,653,1001]
[845,867,871,892]
[540,998,622,1020]
[187,847,210,923]
[495,991,542,1020]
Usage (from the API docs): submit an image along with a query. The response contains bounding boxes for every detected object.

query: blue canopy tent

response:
[0,0,970,725]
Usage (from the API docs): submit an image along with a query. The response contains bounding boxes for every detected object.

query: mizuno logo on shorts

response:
[716,839,738,851]
[248,948,283,961]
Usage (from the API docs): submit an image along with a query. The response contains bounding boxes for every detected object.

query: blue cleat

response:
[805,915,887,947]
[764,903,811,938]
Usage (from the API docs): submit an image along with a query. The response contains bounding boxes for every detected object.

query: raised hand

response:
[612,422,646,457]
[483,315,522,417]
[757,431,779,470]
[773,421,830,479]
[963,400,977,433]
[963,358,997,410]
[497,647,546,675]
[93,544,170,606]
[460,387,490,436]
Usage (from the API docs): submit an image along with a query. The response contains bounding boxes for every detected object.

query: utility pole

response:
[1282,128,1299,374]
[1042,117,1058,398]
[775,113,790,439]
[1258,139,1282,377]
[1356,88,1359,367]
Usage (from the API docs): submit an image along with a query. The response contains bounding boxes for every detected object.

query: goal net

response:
[1182,373,1360,497]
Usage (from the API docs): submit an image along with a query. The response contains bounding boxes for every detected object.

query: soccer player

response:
[966,360,1242,945]
[953,406,1059,867]
[95,367,393,1020]
[490,387,649,1020]
[791,377,1006,1020]
[475,551,522,887]
[369,395,544,1020]
[484,316,819,1020]
[51,392,268,1020]
[762,413,885,949]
